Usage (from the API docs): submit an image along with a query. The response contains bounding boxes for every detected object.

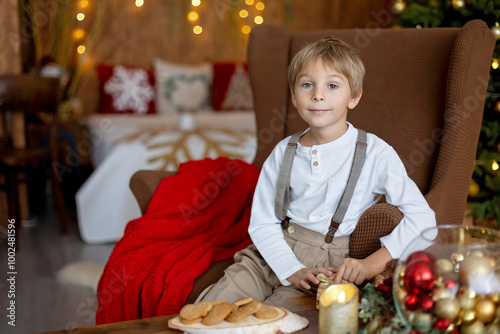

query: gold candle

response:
[319,283,359,334]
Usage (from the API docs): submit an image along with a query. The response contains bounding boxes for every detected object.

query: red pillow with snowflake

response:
[96,64,156,114]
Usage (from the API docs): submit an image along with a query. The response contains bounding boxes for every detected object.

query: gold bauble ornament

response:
[459,256,495,294]
[458,294,477,310]
[460,309,477,325]
[399,265,406,284]
[466,250,484,258]
[390,0,406,14]
[494,100,500,113]
[364,316,383,334]
[434,298,461,321]
[474,299,496,323]
[485,323,500,334]
[460,320,485,334]
[452,0,465,10]
[394,285,408,303]
[468,180,480,197]
[491,22,500,40]
[451,252,465,271]
[447,323,459,333]
[437,259,454,276]
[411,311,433,332]
[433,287,453,301]
[372,274,385,287]
[461,288,477,299]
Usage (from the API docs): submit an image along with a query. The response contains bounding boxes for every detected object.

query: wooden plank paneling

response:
[74,0,388,115]
[0,0,21,75]
[0,0,22,228]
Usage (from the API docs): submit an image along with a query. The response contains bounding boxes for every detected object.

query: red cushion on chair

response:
[211,62,253,111]
[97,64,156,114]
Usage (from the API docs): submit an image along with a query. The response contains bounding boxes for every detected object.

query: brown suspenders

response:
[274,129,367,243]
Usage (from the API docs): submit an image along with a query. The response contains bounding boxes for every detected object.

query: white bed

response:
[76,111,257,244]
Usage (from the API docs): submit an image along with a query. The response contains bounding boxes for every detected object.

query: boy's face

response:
[291,58,361,136]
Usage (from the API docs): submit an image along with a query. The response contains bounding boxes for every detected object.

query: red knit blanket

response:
[96,158,259,324]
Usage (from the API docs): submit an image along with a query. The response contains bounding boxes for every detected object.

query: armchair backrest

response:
[247,20,495,226]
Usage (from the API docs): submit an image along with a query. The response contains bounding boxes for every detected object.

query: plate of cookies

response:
[168,297,309,334]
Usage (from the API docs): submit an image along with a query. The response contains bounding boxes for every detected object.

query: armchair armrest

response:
[349,203,403,259]
[130,170,177,214]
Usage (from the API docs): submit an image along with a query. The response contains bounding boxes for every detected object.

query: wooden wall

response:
[72,0,388,114]
[0,0,21,227]
[85,0,388,65]
[0,0,22,74]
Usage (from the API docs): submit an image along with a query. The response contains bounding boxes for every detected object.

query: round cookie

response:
[179,316,203,325]
[225,300,262,322]
[202,302,234,326]
[255,304,279,319]
[180,301,213,321]
[233,296,253,306]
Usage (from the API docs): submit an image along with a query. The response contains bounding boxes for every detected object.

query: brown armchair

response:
[130,20,495,303]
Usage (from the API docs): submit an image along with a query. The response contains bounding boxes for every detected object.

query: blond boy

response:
[197,37,435,303]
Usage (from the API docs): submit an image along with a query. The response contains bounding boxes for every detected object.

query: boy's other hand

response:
[333,258,374,285]
[288,267,336,290]
[333,247,392,285]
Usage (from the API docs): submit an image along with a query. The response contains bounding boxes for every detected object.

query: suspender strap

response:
[274,129,367,243]
[275,131,303,221]
[325,129,367,243]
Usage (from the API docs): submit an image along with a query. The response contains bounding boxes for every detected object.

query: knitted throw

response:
[96,158,259,324]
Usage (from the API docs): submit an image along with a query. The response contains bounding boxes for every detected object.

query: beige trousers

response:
[196,223,350,304]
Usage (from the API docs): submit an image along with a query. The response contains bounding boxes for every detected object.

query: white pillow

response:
[153,59,212,115]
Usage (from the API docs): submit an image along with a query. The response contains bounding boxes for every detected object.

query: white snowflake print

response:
[104,66,154,114]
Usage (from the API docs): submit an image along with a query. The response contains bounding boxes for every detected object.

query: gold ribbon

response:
[317,273,334,285]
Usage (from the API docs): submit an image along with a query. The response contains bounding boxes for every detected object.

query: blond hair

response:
[287,37,365,98]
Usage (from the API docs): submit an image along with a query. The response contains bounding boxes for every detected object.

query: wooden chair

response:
[129,20,495,303]
[0,74,68,234]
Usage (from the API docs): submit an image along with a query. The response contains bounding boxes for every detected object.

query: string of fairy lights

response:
[73,0,265,55]
[187,0,265,35]
[74,0,89,55]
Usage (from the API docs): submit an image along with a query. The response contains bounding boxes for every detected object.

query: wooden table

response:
[40,295,319,334]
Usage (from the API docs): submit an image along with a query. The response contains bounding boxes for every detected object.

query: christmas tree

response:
[391,0,500,229]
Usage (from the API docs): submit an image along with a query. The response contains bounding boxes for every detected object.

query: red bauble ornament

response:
[419,294,434,312]
[404,260,437,294]
[404,293,419,310]
[406,251,437,267]
[376,283,391,294]
[434,318,451,330]
[443,277,456,290]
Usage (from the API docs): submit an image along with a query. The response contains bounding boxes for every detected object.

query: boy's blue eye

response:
[301,82,312,88]
[328,84,338,89]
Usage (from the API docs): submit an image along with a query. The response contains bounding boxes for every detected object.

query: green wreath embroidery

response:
[163,74,210,111]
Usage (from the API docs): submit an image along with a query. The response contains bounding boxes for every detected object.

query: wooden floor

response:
[0,205,115,334]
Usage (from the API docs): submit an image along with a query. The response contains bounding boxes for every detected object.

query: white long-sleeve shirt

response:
[248,123,436,285]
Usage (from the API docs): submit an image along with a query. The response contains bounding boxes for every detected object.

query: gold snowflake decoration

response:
[113,127,256,171]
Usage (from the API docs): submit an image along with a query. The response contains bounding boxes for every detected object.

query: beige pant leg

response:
[265,285,314,303]
[196,244,280,303]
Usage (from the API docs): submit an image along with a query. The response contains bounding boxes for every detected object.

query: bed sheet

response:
[76,111,257,243]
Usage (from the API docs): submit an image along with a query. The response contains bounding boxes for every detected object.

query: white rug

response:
[56,261,105,292]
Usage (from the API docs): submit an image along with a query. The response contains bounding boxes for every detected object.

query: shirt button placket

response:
[312,147,319,173]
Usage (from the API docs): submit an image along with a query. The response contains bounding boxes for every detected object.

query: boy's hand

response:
[333,258,374,285]
[287,267,336,290]
[333,247,392,285]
